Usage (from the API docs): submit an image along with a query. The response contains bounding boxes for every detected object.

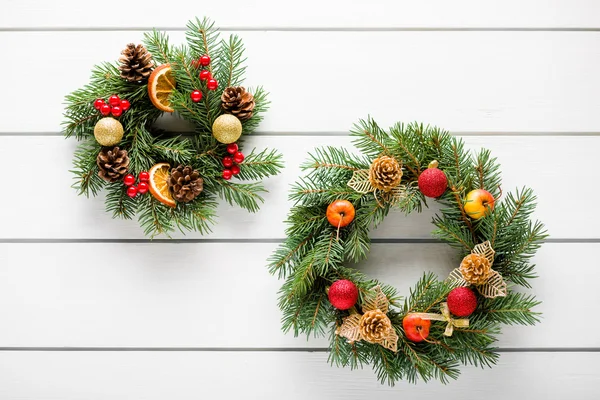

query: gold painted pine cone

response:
[221,86,255,122]
[359,309,392,343]
[96,147,130,183]
[118,43,154,82]
[168,165,204,203]
[368,156,402,191]
[460,254,492,285]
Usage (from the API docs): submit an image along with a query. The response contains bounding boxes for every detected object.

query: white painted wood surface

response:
[1,1,598,398]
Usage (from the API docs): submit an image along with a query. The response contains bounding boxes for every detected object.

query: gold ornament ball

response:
[94,117,124,146]
[212,114,242,144]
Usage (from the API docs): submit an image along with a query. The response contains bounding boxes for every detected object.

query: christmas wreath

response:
[269,118,546,385]
[63,18,282,237]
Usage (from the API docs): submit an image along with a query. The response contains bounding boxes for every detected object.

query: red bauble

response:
[418,161,448,198]
[200,55,211,66]
[231,165,241,175]
[120,99,130,111]
[222,156,234,168]
[100,104,111,116]
[137,182,149,194]
[123,174,136,186]
[127,185,138,198]
[447,287,478,317]
[93,98,104,110]
[226,143,238,154]
[111,106,123,117]
[328,280,358,310]
[108,95,120,106]
[207,78,218,91]
[190,90,203,103]
[138,171,150,182]
[233,151,245,164]
[199,70,211,81]
[222,169,233,180]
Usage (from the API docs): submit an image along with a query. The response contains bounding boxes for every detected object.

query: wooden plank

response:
[0,135,596,239]
[2,1,599,29]
[0,351,597,399]
[1,31,600,133]
[0,242,595,348]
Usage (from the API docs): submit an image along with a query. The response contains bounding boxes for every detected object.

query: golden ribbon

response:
[411,302,470,337]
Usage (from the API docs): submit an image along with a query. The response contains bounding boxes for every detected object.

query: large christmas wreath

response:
[269,118,546,385]
[63,18,282,237]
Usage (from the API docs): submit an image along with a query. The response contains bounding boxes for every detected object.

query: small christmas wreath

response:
[63,18,282,237]
[269,118,547,384]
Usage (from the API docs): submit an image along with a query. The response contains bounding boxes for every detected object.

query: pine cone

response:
[359,309,392,343]
[460,254,492,285]
[118,43,154,82]
[96,147,130,183]
[168,165,203,203]
[369,156,403,191]
[221,86,255,122]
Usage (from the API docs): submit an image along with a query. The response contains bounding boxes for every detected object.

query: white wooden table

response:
[1,1,599,398]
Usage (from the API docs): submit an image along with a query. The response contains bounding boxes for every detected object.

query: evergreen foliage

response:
[269,118,547,385]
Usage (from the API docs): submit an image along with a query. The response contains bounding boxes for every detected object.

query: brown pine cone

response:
[96,147,130,183]
[221,86,255,122]
[460,254,492,285]
[369,156,402,191]
[118,43,154,82]
[168,165,203,203]
[359,309,392,343]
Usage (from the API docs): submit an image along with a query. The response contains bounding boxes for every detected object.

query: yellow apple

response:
[464,189,495,219]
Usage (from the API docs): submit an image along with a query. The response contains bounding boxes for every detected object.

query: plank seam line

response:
[2,132,600,137]
[0,239,596,244]
[2,27,600,32]
[0,347,598,352]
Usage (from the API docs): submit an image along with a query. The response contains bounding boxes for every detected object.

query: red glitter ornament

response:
[447,287,478,317]
[328,280,358,310]
[418,160,448,198]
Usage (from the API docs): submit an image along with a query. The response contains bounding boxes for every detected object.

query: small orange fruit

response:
[148,64,176,112]
[326,200,355,228]
[148,163,176,208]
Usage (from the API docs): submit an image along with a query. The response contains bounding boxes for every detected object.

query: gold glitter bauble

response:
[94,117,124,146]
[212,114,242,144]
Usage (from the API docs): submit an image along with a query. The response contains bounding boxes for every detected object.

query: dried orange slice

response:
[148,64,176,112]
[148,163,176,208]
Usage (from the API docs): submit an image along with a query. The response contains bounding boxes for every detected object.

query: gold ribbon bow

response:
[411,302,470,337]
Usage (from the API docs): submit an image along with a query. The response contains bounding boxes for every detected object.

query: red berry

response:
[137,181,149,194]
[447,287,478,317]
[222,169,233,180]
[226,143,238,154]
[111,106,123,117]
[138,171,150,182]
[108,95,120,106]
[207,78,218,91]
[93,99,104,110]
[123,174,136,186]
[233,151,245,164]
[328,280,359,310]
[190,90,203,103]
[199,70,211,81]
[231,165,241,175]
[200,55,211,66]
[120,99,130,111]
[418,161,448,198]
[127,185,138,198]
[191,59,200,69]
[100,104,111,116]
[222,157,234,168]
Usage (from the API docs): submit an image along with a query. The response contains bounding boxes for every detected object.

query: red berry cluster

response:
[124,171,150,198]
[94,95,131,117]
[190,54,218,103]
[222,143,244,180]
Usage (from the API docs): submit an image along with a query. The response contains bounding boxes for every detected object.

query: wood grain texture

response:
[0,242,594,348]
[0,351,598,400]
[2,0,600,29]
[1,31,600,133]
[0,135,596,239]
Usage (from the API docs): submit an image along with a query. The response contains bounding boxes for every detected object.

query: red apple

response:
[402,314,431,343]
[326,200,355,228]
[464,189,495,219]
